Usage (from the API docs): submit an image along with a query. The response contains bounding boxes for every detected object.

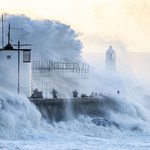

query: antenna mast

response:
[2,15,4,48]
[8,23,11,45]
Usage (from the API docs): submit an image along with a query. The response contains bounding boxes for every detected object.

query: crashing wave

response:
[92,118,119,129]
[0,89,41,139]
[1,14,82,62]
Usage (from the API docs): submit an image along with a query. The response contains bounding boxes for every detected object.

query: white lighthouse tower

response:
[105,46,116,72]
[0,23,31,96]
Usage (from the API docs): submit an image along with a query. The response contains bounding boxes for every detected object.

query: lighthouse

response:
[105,46,116,72]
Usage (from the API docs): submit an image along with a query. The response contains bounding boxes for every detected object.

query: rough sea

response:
[0,88,150,150]
[0,14,150,150]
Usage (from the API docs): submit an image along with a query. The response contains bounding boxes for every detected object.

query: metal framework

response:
[31,60,89,98]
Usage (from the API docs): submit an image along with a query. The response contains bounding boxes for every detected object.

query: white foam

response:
[0,89,41,139]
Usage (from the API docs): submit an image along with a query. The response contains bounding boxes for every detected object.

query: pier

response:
[29,96,113,122]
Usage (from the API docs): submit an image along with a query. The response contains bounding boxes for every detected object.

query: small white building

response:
[0,44,31,96]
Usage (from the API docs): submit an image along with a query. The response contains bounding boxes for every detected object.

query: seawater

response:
[0,89,150,150]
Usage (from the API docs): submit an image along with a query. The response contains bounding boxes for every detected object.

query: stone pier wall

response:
[29,97,106,122]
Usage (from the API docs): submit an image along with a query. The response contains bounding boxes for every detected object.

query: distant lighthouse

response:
[105,46,116,72]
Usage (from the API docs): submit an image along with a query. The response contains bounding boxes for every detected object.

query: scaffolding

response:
[31,60,89,98]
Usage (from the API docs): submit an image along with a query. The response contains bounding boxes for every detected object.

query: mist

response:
[1,2,150,149]
[0,14,84,95]
[1,14,82,62]
[0,14,150,139]
[0,14,150,99]
[0,14,150,94]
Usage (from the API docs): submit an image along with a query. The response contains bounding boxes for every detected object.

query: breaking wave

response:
[0,89,41,139]
[0,88,150,141]
[1,14,82,62]
[91,93,150,132]
[0,14,150,141]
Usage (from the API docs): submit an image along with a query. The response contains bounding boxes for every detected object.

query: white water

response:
[0,86,150,150]
[0,89,41,139]
[0,14,150,149]
[1,14,82,62]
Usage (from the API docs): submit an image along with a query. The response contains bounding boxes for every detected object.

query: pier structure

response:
[30,97,104,122]
[31,60,89,98]
[29,94,118,122]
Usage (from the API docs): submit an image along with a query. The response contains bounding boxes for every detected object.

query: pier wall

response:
[30,97,107,122]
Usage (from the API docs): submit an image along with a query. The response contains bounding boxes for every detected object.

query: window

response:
[23,50,31,63]
[7,55,11,59]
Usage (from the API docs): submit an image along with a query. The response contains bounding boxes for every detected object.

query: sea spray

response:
[0,13,150,136]
[95,93,150,132]
[64,98,75,121]
[0,89,41,139]
[0,14,84,97]
[1,14,82,62]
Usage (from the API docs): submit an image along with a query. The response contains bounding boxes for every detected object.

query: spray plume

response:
[1,14,82,62]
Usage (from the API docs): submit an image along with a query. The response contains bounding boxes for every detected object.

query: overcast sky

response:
[0,0,150,61]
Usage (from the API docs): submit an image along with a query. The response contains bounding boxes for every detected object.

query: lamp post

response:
[18,41,20,94]
[2,15,4,48]
[15,41,31,94]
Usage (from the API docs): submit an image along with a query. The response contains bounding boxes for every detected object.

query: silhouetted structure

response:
[31,88,43,98]
[72,90,78,98]
[90,92,94,97]
[81,94,88,97]
[52,89,57,98]
[105,46,116,72]
[31,60,89,97]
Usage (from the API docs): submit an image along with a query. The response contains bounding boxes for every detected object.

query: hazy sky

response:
[0,0,150,59]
